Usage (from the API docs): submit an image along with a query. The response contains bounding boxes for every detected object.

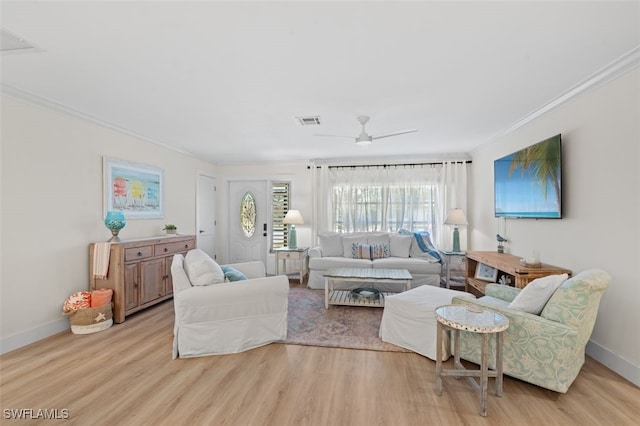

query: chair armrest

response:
[221,261,265,279]
[451,296,578,338]
[484,284,520,302]
[174,275,289,323]
[309,247,322,258]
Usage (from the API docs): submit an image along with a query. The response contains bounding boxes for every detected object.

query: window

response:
[271,182,290,250]
[332,183,437,234]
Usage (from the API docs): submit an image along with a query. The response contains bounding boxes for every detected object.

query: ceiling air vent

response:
[296,116,321,126]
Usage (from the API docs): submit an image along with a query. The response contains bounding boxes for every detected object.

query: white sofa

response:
[307,231,442,290]
[171,251,289,358]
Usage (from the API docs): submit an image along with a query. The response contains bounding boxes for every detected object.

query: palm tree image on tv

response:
[494,135,561,218]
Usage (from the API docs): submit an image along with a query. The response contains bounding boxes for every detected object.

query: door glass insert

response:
[240,192,257,237]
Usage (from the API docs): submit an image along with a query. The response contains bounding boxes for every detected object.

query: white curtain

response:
[435,161,469,250]
[330,165,440,233]
[311,161,469,250]
[311,164,330,244]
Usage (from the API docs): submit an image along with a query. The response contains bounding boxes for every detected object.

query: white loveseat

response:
[307,231,442,290]
[171,250,289,358]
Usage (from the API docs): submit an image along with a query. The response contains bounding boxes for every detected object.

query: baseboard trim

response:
[0,317,69,355]
[586,340,639,388]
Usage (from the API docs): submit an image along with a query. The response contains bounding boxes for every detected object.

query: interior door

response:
[196,173,217,259]
[228,180,268,265]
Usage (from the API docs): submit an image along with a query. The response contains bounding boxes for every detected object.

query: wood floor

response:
[2,286,638,426]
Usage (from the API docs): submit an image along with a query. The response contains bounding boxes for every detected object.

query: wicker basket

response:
[64,303,113,334]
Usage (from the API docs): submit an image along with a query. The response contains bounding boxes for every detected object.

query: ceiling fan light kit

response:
[316,115,417,146]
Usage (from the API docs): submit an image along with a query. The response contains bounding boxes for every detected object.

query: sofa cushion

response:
[508,273,568,315]
[342,235,368,258]
[368,233,390,247]
[318,232,344,257]
[184,249,225,286]
[309,256,372,270]
[389,233,412,258]
[400,229,441,261]
[373,257,441,274]
[477,295,512,309]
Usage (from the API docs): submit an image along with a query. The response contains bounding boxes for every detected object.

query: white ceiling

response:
[2,1,639,165]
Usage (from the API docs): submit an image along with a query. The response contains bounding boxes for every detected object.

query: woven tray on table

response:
[64,303,113,334]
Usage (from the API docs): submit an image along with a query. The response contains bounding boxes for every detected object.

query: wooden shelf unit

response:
[90,235,196,323]
[465,251,571,297]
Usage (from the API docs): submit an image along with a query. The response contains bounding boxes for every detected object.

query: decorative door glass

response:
[240,192,256,237]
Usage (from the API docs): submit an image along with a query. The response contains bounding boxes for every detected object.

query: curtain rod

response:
[307,160,472,170]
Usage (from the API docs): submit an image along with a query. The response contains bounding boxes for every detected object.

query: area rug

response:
[284,287,409,353]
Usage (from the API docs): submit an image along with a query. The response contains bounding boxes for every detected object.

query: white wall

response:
[0,94,216,353]
[469,68,640,385]
[216,163,313,274]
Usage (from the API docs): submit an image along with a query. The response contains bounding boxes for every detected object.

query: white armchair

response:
[171,252,289,358]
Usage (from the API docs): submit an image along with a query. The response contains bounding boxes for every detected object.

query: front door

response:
[228,180,268,265]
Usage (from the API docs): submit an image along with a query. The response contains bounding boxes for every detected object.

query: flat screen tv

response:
[494,134,562,218]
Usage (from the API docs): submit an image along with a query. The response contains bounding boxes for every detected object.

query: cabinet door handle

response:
[184,244,189,248]
[163,275,169,280]
[164,248,168,252]
[137,252,143,256]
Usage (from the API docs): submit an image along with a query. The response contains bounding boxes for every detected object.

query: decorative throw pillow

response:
[389,233,412,258]
[318,232,344,257]
[63,291,91,312]
[352,243,372,259]
[342,235,368,258]
[508,273,569,315]
[370,243,390,259]
[221,266,248,282]
[184,249,225,286]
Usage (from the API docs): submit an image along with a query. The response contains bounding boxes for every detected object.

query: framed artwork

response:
[475,263,498,282]
[103,157,164,219]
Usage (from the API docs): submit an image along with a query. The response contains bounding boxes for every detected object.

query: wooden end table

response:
[435,304,509,417]
[275,247,309,283]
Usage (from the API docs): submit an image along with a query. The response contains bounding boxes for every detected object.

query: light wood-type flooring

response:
[2,282,638,425]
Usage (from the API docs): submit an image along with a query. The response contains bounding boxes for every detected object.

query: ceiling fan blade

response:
[371,129,418,140]
[314,134,354,139]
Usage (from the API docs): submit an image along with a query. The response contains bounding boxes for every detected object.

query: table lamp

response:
[283,209,304,249]
[444,208,467,252]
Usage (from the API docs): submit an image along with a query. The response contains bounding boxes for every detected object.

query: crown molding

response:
[1,83,194,157]
[474,45,640,153]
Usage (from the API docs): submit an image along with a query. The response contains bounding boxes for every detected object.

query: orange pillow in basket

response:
[63,291,91,312]
[90,288,113,307]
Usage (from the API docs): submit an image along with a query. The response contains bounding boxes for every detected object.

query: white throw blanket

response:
[92,242,111,280]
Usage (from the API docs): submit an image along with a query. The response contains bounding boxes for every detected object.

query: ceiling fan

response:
[315,116,418,146]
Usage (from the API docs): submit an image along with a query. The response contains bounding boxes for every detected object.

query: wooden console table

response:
[89,235,196,323]
[465,251,571,297]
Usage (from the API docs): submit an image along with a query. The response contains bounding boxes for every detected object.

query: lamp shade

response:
[444,208,468,226]
[283,210,304,225]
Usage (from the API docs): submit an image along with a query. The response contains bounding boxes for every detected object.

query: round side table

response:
[434,304,509,417]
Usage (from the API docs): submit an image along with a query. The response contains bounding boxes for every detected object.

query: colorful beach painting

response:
[104,157,164,219]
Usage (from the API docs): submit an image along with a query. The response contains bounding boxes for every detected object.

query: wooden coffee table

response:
[323,267,412,309]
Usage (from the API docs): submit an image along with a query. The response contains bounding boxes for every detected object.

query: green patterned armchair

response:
[451,269,611,393]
